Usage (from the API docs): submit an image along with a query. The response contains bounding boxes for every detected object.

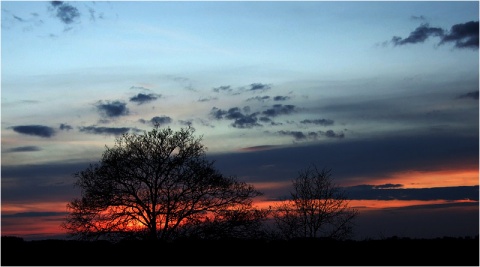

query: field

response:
[2,236,479,266]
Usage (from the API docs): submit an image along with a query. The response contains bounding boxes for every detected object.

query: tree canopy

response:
[62,125,263,241]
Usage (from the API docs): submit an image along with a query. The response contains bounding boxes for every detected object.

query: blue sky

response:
[1,1,479,240]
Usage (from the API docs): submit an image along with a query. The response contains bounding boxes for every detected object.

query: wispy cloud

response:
[78,126,134,135]
[300,119,334,126]
[4,146,42,153]
[277,129,345,141]
[457,91,479,100]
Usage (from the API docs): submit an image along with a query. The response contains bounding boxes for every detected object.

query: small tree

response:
[273,164,358,240]
[62,125,262,241]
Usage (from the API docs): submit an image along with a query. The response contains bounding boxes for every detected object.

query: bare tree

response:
[62,125,262,241]
[273,164,358,240]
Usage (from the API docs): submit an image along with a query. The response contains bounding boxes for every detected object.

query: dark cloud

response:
[262,104,296,117]
[79,126,132,135]
[212,85,232,93]
[2,212,68,219]
[457,91,479,100]
[277,129,344,141]
[249,83,271,92]
[50,1,80,25]
[210,104,298,128]
[4,146,42,153]
[392,23,444,45]
[273,96,291,101]
[238,145,279,152]
[344,185,479,201]
[129,93,160,105]
[1,160,90,202]
[391,21,479,49]
[246,96,270,102]
[208,132,478,196]
[324,129,344,138]
[95,100,129,118]
[374,183,403,189]
[231,114,261,128]
[198,96,218,102]
[11,125,56,138]
[440,21,479,49]
[59,123,73,131]
[209,107,261,128]
[139,116,172,126]
[300,119,334,126]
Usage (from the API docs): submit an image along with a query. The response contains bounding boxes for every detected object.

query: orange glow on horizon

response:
[251,198,478,210]
[341,169,479,188]
[1,201,70,215]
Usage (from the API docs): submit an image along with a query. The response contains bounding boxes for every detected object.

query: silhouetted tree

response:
[62,125,263,241]
[272,164,358,240]
[177,205,271,240]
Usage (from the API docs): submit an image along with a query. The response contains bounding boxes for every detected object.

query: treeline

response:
[2,235,479,266]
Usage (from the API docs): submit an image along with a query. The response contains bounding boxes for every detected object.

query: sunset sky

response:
[1,1,479,241]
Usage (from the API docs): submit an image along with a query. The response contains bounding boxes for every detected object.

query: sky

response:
[1,0,479,241]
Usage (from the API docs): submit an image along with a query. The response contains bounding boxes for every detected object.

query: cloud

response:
[300,119,334,126]
[130,85,151,91]
[262,104,297,117]
[344,185,479,201]
[50,1,80,25]
[238,145,279,152]
[457,91,479,100]
[390,21,479,49]
[249,83,271,92]
[198,96,218,102]
[210,107,262,128]
[410,15,426,21]
[439,21,479,49]
[139,116,172,126]
[79,126,133,135]
[324,130,345,138]
[59,123,73,131]
[212,85,232,93]
[11,125,56,138]
[246,96,270,102]
[273,96,291,101]
[95,100,129,118]
[129,93,161,105]
[392,23,444,45]
[4,146,42,153]
[210,104,299,128]
[277,129,345,141]
[2,212,68,219]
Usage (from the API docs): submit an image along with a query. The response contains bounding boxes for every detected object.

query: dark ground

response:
[1,236,479,266]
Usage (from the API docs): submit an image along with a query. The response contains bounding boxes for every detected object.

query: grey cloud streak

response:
[209,132,478,199]
[4,146,42,153]
[2,131,476,206]
[79,126,135,135]
[344,185,479,201]
[11,125,56,138]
